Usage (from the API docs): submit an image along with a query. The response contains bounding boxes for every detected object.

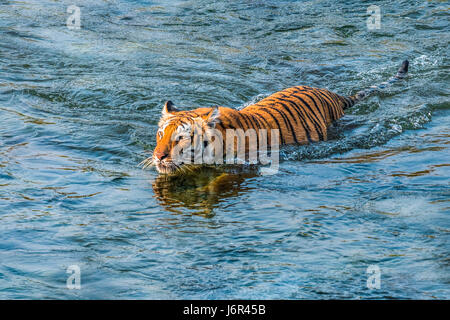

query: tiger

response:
[141,60,409,174]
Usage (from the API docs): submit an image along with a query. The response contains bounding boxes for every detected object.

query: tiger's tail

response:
[345,60,409,109]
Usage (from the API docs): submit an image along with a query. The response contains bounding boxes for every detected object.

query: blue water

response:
[0,0,449,299]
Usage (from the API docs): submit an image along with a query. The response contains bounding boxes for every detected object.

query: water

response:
[0,0,449,299]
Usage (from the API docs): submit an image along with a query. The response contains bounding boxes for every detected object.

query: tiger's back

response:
[239,85,352,144]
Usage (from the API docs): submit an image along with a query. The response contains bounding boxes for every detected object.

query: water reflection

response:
[152,166,257,216]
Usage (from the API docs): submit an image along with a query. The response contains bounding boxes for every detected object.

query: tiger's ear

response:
[162,100,178,116]
[203,106,220,128]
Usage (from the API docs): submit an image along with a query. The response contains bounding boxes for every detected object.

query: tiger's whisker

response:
[139,157,155,170]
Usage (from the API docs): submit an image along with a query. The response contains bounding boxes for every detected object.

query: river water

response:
[0,0,449,299]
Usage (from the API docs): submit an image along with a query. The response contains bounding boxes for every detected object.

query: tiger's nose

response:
[154,151,169,161]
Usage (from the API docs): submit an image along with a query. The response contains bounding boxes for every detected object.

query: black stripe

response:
[330,92,347,111]
[258,97,278,103]
[300,89,328,121]
[320,90,342,121]
[317,90,338,121]
[292,86,310,94]
[216,122,225,132]
[259,108,286,144]
[220,114,237,130]
[311,89,338,124]
[239,112,252,130]
[272,100,301,127]
[266,105,311,144]
[343,96,353,109]
[285,103,312,143]
[274,97,313,142]
[285,94,325,141]
[279,91,323,141]
[310,89,337,122]
[280,88,325,140]
[268,104,299,144]
[252,113,271,147]
[242,112,258,130]
[290,87,328,120]
[252,112,271,130]
[233,113,246,130]
[293,90,327,125]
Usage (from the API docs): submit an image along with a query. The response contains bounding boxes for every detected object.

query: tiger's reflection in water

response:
[152,166,258,217]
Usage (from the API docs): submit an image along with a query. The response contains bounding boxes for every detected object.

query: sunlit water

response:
[0,0,449,299]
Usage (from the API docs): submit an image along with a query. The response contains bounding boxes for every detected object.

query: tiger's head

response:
[142,101,221,174]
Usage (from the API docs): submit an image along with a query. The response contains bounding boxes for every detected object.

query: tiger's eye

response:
[176,135,186,142]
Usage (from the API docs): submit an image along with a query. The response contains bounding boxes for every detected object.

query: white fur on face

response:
[176,122,192,135]
[168,119,213,165]
[157,118,175,139]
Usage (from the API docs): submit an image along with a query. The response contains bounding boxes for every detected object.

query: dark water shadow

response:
[152,166,258,217]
